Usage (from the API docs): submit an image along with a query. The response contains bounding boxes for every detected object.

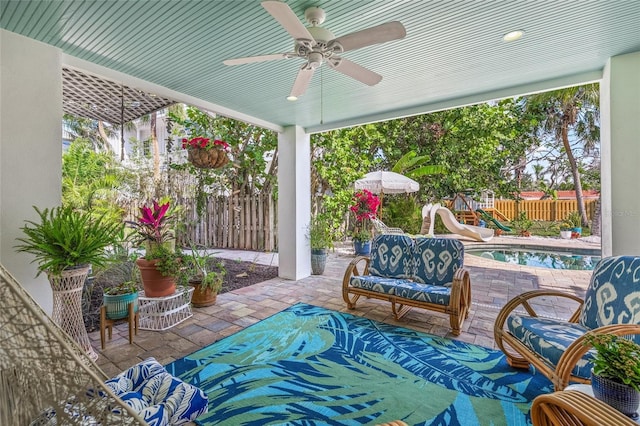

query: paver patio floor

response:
[91,236,600,378]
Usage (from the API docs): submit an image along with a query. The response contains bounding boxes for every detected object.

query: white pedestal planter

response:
[48,265,97,361]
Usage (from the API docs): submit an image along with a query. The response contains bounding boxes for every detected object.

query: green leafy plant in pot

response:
[512,211,533,237]
[126,199,183,297]
[585,333,640,418]
[565,211,583,238]
[15,205,122,360]
[307,214,334,275]
[186,246,226,307]
[103,280,139,320]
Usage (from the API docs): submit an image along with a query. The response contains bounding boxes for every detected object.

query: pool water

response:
[468,248,601,270]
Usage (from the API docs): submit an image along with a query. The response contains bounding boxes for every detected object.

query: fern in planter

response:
[15,205,123,276]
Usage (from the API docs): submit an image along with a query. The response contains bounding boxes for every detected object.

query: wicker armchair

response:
[531,391,637,426]
[494,256,640,391]
[0,264,207,425]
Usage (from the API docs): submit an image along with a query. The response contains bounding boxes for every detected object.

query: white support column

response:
[0,30,63,313]
[601,50,640,256]
[277,126,311,280]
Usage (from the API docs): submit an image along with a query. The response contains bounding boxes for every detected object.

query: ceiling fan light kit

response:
[223,1,406,98]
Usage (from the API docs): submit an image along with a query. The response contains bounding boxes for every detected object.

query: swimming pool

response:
[467,246,601,270]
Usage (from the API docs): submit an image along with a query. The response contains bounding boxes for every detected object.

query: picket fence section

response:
[494,199,597,222]
[183,194,277,251]
[126,194,278,252]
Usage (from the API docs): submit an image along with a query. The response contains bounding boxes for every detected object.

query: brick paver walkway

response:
[92,236,600,378]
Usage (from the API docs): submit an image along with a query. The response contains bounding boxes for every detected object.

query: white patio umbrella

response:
[354,171,419,218]
[354,171,420,194]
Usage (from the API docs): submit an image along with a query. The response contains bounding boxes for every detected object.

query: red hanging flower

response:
[182,136,230,151]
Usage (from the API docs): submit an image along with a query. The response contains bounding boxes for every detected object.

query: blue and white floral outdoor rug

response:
[166,303,552,425]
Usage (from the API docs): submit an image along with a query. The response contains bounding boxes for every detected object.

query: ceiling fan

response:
[223,1,406,99]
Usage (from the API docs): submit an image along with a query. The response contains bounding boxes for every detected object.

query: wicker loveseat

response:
[342,234,471,335]
[494,255,640,391]
[0,264,208,425]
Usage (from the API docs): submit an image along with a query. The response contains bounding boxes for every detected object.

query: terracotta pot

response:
[136,258,176,297]
[190,280,218,307]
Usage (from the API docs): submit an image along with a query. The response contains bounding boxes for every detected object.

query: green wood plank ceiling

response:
[2,0,639,132]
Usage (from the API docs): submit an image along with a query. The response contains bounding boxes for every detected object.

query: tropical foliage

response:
[524,83,600,227]
[168,107,278,215]
[61,83,599,240]
[62,138,125,223]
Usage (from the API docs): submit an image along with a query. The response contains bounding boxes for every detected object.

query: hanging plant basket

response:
[188,147,229,169]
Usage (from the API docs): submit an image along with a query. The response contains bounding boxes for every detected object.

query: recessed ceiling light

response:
[503,30,525,42]
[286,95,298,101]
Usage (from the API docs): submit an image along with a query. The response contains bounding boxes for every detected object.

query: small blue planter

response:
[103,292,139,320]
[354,240,371,256]
[591,370,640,419]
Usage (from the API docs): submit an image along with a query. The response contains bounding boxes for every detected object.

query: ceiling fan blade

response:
[327,57,382,86]
[261,1,314,41]
[332,21,406,53]
[290,65,316,97]
[223,53,291,66]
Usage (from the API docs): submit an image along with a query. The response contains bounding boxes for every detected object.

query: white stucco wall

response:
[0,30,63,313]
[601,51,640,256]
[277,126,311,280]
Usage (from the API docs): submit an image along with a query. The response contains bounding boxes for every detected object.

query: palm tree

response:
[525,84,599,227]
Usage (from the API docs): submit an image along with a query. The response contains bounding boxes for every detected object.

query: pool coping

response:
[464,242,601,256]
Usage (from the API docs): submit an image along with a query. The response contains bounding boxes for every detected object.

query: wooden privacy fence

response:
[494,199,597,222]
[181,194,278,251]
[126,194,278,251]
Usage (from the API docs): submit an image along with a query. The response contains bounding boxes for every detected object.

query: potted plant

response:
[565,211,582,238]
[585,333,640,417]
[15,205,122,359]
[308,214,333,275]
[352,226,373,255]
[182,136,230,169]
[126,199,183,297]
[103,280,139,320]
[186,246,226,307]
[559,224,573,239]
[512,211,533,237]
[350,190,380,256]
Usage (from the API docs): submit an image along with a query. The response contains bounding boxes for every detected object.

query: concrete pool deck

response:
[91,235,601,378]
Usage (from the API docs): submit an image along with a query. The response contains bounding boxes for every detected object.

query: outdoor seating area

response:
[3,234,622,424]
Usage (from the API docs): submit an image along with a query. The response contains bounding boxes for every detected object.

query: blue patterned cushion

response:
[507,315,595,379]
[393,281,451,305]
[412,238,464,286]
[105,357,208,425]
[368,234,415,280]
[350,275,408,295]
[579,256,640,337]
